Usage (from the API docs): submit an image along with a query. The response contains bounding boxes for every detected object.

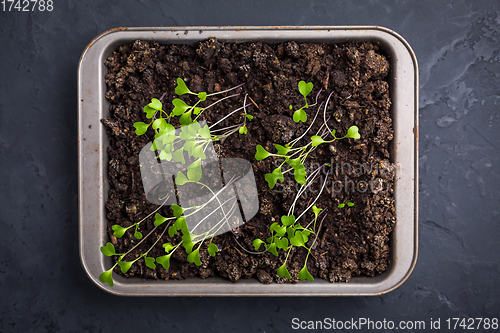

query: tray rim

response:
[78,25,419,296]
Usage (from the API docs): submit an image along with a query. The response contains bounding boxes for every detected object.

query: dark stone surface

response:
[0,0,499,331]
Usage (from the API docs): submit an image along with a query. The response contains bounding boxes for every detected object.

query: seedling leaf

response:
[346,125,360,139]
[187,248,202,266]
[168,225,177,237]
[255,145,270,160]
[347,202,355,207]
[100,242,116,256]
[281,215,296,226]
[175,171,189,185]
[172,98,190,116]
[145,257,156,269]
[198,92,207,101]
[312,205,322,217]
[149,98,162,110]
[175,217,188,234]
[175,78,191,95]
[154,213,168,227]
[163,243,175,253]
[198,125,211,139]
[111,225,127,238]
[338,203,346,208]
[300,230,310,243]
[275,225,286,238]
[208,243,218,257]
[280,237,289,250]
[265,167,284,189]
[253,239,265,251]
[285,158,301,170]
[156,254,171,270]
[179,110,192,125]
[188,120,200,134]
[171,204,184,218]
[286,158,306,185]
[268,243,279,257]
[173,147,185,164]
[290,235,304,247]
[277,263,291,279]
[179,128,194,140]
[294,171,306,185]
[188,122,201,137]
[161,135,175,147]
[99,269,114,286]
[274,238,283,249]
[298,81,313,98]
[133,122,149,136]
[191,144,206,159]
[152,118,167,131]
[311,135,326,147]
[246,114,254,121]
[182,236,194,254]
[192,144,206,159]
[239,125,247,135]
[144,105,157,119]
[275,144,290,156]
[159,150,172,161]
[183,140,195,155]
[159,123,176,137]
[118,260,133,273]
[187,159,202,182]
[299,265,314,281]
[293,108,307,123]
[134,231,143,239]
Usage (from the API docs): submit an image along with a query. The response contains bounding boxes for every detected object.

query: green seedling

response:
[173,77,246,125]
[100,176,242,286]
[253,166,331,281]
[101,77,256,287]
[291,81,314,123]
[238,95,253,135]
[134,77,249,137]
[256,87,360,189]
[134,78,253,183]
[104,75,363,286]
[99,218,171,286]
[338,201,355,208]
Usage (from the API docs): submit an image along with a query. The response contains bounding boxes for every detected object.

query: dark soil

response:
[102,38,395,283]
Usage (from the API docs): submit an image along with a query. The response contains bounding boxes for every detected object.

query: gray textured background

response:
[1,0,499,332]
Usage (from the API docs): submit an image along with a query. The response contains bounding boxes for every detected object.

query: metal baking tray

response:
[78,26,418,296]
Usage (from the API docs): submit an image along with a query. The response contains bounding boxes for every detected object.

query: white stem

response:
[184,175,238,219]
[304,207,327,230]
[210,123,240,133]
[295,170,330,223]
[209,103,252,129]
[308,88,323,108]
[289,102,324,147]
[190,195,237,233]
[208,83,245,96]
[194,199,239,242]
[198,93,240,115]
[323,91,335,135]
[288,166,324,216]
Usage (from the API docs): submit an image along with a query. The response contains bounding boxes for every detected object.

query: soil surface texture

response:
[102,38,395,283]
